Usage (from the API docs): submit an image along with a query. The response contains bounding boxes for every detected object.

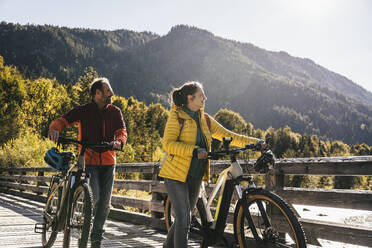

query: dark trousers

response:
[86,165,115,241]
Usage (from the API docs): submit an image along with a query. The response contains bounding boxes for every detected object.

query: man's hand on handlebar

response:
[109,140,122,151]
[48,130,60,143]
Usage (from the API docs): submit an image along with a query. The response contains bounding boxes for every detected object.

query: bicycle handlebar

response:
[57,137,115,150]
[207,142,261,159]
[207,137,276,173]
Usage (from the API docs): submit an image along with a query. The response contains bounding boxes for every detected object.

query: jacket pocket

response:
[167,154,175,162]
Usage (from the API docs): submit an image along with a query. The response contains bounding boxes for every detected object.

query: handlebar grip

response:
[245,143,256,149]
[101,142,115,150]
[207,152,222,160]
[57,137,77,145]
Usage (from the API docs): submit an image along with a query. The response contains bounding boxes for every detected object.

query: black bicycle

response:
[164,137,307,248]
[35,137,114,248]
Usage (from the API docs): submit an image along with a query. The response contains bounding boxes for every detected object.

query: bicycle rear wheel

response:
[63,182,93,248]
[165,196,212,247]
[234,189,306,248]
[164,196,173,231]
[42,182,60,248]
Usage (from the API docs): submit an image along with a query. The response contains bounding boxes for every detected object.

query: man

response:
[48,77,127,248]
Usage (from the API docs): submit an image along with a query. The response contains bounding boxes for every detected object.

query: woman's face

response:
[187,88,207,111]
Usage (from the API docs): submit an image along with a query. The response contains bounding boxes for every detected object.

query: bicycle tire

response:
[164,196,211,247]
[164,196,173,231]
[234,188,307,248]
[41,182,60,248]
[63,182,93,248]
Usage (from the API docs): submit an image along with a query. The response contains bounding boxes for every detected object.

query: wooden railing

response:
[1,156,372,247]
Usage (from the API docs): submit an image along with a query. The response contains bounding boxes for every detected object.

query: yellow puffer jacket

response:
[158,105,260,182]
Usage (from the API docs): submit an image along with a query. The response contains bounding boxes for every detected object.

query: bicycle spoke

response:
[235,190,306,248]
[64,183,93,248]
[69,190,86,244]
[42,184,59,247]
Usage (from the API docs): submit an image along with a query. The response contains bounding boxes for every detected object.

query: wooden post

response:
[19,171,28,192]
[151,163,164,219]
[265,171,284,191]
[36,171,48,195]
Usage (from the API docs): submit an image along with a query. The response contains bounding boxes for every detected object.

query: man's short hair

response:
[90,78,110,97]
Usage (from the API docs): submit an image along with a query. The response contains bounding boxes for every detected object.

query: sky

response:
[1,0,372,93]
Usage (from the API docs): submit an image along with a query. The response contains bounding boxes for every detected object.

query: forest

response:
[1,22,372,144]
[0,56,371,190]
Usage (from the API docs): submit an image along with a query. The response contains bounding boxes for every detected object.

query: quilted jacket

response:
[158,105,260,182]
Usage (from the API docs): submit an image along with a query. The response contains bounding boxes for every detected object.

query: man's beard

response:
[105,97,112,105]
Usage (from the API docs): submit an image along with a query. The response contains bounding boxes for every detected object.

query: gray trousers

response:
[163,176,203,248]
[86,165,115,242]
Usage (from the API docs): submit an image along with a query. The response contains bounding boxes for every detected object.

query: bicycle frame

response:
[198,160,295,246]
[44,151,88,232]
[165,138,306,247]
[197,156,253,230]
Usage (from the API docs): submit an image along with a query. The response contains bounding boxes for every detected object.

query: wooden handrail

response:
[1,155,372,247]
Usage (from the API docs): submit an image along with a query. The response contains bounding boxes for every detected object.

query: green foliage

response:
[116,143,136,163]
[1,22,372,144]
[329,141,350,156]
[213,108,258,158]
[73,67,98,105]
[0,57,27,143]
[350,143,371,155]
[23,77,71,136]
[112,96,168,162]
[214,109,249,134]
[0,55,371,190]
[0,128,53,168]
[0,56,72,142]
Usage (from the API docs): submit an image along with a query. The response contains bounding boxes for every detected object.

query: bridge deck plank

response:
[0,192,222,247]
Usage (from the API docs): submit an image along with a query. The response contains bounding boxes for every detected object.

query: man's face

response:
[98,83,114,105]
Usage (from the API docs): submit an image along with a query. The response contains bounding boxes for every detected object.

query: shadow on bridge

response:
[0,192,218,248]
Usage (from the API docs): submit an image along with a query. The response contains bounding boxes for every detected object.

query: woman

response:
[159,81,263,248]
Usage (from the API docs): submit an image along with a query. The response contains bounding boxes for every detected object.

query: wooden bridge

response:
[1,156,372,247]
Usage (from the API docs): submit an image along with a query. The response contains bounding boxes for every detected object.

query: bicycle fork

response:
[239,185,273,243]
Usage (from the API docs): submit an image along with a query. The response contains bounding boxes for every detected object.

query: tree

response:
[145,104,168,161]
[0,57,27,144]
[73,67,98,105]
[214,108,247,133]
[23,77,70,136]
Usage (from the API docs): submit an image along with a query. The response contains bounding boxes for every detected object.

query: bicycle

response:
[35,137,114,248]
[164,137,307,248]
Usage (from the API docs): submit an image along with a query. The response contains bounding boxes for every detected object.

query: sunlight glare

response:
[289,0,336,20]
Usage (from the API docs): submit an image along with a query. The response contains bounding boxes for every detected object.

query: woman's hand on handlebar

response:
[194,148,208,159]
[256,139,267,150]
[198,149,208,159]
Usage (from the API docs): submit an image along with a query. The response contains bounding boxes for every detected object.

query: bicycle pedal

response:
[34,223,44,233]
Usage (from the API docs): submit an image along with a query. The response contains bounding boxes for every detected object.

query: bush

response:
[0,128,53,168]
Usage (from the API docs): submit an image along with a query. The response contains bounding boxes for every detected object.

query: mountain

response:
[1,22,372,144]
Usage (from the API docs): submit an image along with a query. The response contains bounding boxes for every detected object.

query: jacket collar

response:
[92,100,111,111]
[171,105,205,120]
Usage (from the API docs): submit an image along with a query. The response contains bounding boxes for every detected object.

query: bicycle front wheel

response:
[63,182,93,248]
[234,189,306,248]
[42,182,60,248]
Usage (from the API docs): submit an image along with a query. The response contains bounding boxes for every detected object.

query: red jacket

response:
[49,101,127,166]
